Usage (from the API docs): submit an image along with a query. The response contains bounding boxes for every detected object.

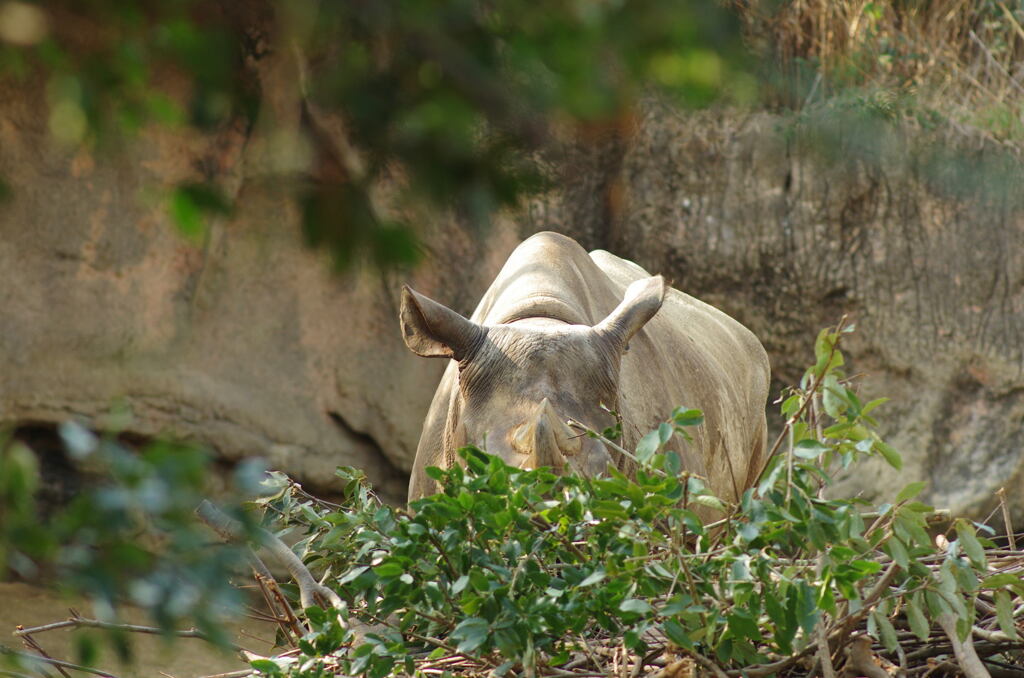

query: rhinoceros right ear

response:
[594,275,666,349]
[400,285,483,360]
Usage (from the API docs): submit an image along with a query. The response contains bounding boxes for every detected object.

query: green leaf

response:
[924,590,949,618]
[691,494,727,512]
[450,617,489,653]
[636,430,660,464]
[661,596,690,617]
[250,658,283,674]
[664,450,682,476]
[373,561,404,578]
[995,590,1019,639]
[305,606,327,625]
[793,581,819,635]
[982,573,1024,590]
[727,611,761,642]
[672,408,704,427]
[169,182,232,241]
[849,560,883,575]
[794,439,829,459]
[894,510,931,547]
[954,520,986,569]
[662,619,694,649]
[339,566,369,585]
[861,397,889,415]
[873,441,903,470]
[619,598,653,615]
[812,329,845,375]
[906,597,931,641]
[885,537,909,569]
[822,374,847,417]
[658,422,673,445]
[781,394,802,417]
[731,556,752,581]
[578,569,606,587]
[952,559,979,593]
[871,609,899,652]
[895,481,927,503]
[451,574,470,594]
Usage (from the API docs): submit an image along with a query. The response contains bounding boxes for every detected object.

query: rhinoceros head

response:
[400,276,665,476]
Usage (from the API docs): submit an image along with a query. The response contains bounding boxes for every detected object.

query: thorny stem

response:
[425,530,459,580]
[528,514,589,561]
[253,573,298,644]
[14,617,233,647]
[260,574,306,641]
[0,647,120,678]
[997,487,1016,550]
[813,554,837,678]
[17,631,72,678]
[688,651,729,678]
[567,421,661,477]
[785,421,796,505]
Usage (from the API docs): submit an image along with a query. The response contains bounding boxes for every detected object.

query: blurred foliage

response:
[0,421,264,665]
[1,2,1020,267]
[0,0,751,268]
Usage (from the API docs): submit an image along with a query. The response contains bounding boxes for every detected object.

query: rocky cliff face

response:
[0,77,519,504]
[2,78,1021,520]
[529,103,1024,524]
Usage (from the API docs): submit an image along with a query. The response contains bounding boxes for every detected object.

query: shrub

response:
[3,323,1020,676]
[248,322,1023,677]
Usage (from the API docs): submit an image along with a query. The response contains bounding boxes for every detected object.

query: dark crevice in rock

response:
[326,410,409,505]
[10,424,82,517]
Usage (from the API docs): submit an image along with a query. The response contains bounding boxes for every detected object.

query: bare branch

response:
[996,488,1016,550]
[195,500,344,612]
[845,635,890,678]
[14,618,228,645]
[937,611,992,678]
[0,647,121,678]
[17,630,72,678]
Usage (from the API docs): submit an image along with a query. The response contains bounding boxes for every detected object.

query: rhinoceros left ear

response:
[400,285,484,360]
[595,275,666,349]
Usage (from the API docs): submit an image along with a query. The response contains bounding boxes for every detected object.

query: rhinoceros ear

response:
[400,285,483,360]
[595,276,666,349]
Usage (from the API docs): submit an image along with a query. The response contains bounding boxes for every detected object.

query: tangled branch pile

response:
[235,324,1022,678]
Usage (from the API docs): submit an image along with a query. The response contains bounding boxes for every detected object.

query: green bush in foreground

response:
[1,323,1019,676]
[250,323,1023,677]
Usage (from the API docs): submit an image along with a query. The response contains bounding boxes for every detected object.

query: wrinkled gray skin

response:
[401,232,770,508]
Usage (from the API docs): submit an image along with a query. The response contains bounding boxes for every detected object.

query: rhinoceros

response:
[400,231,770,506]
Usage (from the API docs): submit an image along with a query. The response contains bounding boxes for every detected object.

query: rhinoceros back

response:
[590,248,770,502]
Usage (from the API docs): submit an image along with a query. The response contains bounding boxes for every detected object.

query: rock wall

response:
[0,75,519,504]
[2,73,1021,520]
[527,103,1024,523]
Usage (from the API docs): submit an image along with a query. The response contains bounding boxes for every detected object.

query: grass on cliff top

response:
[741,0,1024,146]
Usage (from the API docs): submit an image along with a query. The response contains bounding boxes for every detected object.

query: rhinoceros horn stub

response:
[400,285,484,360]
[512,398,582,471]
[594,275,666,348]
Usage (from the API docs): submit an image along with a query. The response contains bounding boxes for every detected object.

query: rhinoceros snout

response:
[512,398,606,474]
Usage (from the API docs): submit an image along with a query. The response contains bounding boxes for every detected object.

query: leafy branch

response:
[3,324,1022,677]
